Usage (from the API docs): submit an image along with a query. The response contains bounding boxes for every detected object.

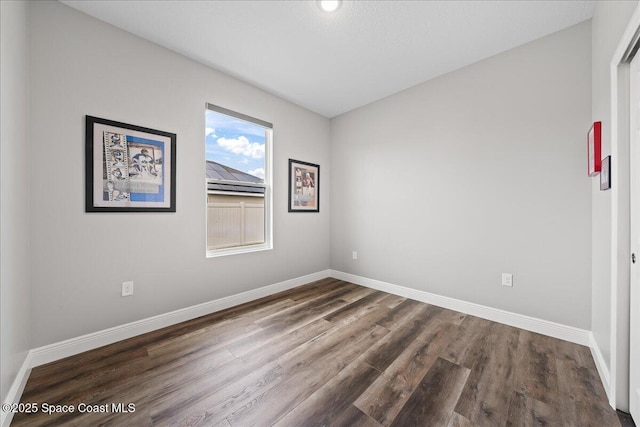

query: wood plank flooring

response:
[11,278,620,426]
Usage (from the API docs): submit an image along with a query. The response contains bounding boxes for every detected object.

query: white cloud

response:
[205,127,217,137]
[239,158,249,165]
[248,168,265,179]
[217,136,264,159]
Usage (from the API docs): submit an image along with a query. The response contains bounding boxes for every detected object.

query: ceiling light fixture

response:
[319,0,341,13]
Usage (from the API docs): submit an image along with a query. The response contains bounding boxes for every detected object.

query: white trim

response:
[591,331,612,400]
[2,270,332,422]
[329,270,590,345]
[16,267,592,362]
[610,56,620,410]
[206,242,273,258]
[3,268,600,424]
[1,352,32,427]
[609,2,640,410]
[207,191,264,197]
[29,270,331,368]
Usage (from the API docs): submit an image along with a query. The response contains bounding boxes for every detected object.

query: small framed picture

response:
[600,155,611,191]
[85,116,176,212]
[288,159,319,212]
[588,121,602,177]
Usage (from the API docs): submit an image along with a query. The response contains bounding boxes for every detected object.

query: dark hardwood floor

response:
[11,278,621,426]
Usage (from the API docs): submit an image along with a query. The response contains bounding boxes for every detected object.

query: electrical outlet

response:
[122,281,134,297]
[352,251,358,260]
[501,273,513,287]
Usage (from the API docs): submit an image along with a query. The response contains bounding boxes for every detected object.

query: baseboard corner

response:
[589,332,613,407]
[1,351,32,427]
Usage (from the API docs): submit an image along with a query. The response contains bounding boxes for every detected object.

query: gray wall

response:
[7,0,634,408]
[28,1,331,347]
[331,21,592,329]
[0,0,31,403]
[591,0,639,409]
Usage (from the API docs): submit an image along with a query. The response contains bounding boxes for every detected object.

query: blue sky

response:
[205,109,266,179]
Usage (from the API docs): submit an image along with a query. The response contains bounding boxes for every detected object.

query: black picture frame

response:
[288,159,320,212]
[85,115,176,212]
[600,155,611,191]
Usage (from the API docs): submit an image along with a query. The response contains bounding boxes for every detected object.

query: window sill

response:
[206,243,272,258]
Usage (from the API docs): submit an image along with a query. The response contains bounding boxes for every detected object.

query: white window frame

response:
[205,103,273,258]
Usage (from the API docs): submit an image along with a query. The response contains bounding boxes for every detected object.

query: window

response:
[205,103,272,256]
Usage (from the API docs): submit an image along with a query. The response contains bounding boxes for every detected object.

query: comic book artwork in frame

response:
[288,159,319,212]
[85,116,176,212]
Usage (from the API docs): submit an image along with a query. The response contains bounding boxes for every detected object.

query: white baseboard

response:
[2,269,331,427]
[330,270,591,346]
[1,352,32,427]
[29,269,331,368]
[4,267,595,427]
[589,332,613,406]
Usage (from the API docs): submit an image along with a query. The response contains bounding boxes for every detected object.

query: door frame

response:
[610,3,640,410]
[630,48,640,421]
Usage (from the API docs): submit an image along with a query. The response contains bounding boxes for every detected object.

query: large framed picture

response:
[289,159,319,212]
[85,116,176,212]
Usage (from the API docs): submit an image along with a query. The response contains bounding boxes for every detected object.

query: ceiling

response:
[61,0,595,118]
